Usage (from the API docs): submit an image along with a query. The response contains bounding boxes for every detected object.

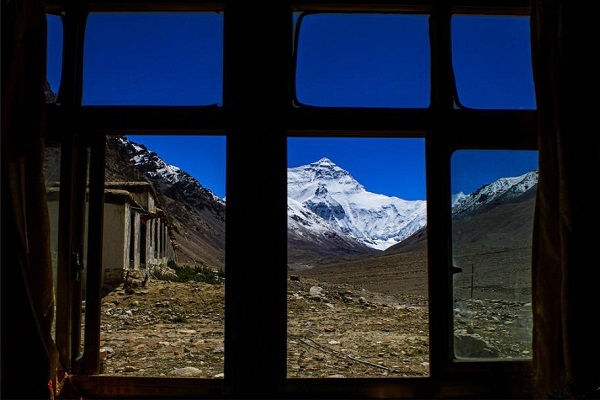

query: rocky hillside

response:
[105,136,225,268]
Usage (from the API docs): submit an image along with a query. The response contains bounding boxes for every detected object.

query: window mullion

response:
[427,4,454,380]
[80,132,106,375]
[223,2,292,397]
[54,1,89,374]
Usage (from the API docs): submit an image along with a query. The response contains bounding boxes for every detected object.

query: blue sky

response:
[46,12,538,200]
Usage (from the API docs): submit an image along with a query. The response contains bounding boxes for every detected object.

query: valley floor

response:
[98,274,530,379]
[99,278,429,378]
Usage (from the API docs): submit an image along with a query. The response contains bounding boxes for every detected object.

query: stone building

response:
[103,182,174,288]
[47,181,175,292]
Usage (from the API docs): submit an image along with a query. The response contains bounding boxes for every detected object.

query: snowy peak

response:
[288,158,365,201]
[313,157,335,166]
[308,157,350,177]
[288,158,426,251]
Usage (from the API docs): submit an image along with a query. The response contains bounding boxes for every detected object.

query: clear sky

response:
[46,12,538,201]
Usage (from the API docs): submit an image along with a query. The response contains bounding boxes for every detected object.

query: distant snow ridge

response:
[288,158,427,251]
[451,192,468,208]
[128,146,182,185]
[452,170,538,217]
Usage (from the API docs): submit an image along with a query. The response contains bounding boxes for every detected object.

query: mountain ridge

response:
[106,136,538,273]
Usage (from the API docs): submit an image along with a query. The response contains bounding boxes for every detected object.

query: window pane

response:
[46,14,63,103]
[101,135,226,377]
[295,14,430,108]
[451,16,536,109]
[45,141,61,341]
[83,13,223,106]
[451,150,537,359]
[80,148,92,357]
[287,138,429,377]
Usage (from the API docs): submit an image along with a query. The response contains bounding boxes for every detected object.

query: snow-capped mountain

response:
[288,157,538,254]
[288,158,427,251]
[105,136,538,267]
[452,170,538,219]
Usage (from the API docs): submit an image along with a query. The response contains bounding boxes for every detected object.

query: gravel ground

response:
[99,277,429,378]
[99,275,530,379]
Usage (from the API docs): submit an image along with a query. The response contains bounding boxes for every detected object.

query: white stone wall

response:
[102,202,129,285]
[131,212,141,270]
[147,195,156,215]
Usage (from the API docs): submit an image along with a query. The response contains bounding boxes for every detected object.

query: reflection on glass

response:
[45,142,61,340]
[451,149,537,359]
[78,148,91,357]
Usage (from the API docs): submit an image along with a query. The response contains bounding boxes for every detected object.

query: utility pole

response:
[470,264,474,299]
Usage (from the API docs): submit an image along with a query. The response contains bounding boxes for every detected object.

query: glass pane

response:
[79,148,92,358]
[101,135,226,377]
[45,141,61,340]
[83,13,223,106]
[451,16,536,109]
[295,13,430,108]
[287,138,429,377]
[46,14,63,103]
[451,150,537,359]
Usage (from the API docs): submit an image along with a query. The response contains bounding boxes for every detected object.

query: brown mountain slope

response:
[288,230,379,269]
[452,188,535,302]
[293,190,535,300]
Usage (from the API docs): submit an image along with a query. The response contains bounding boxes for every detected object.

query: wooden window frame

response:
[45,1,536,398]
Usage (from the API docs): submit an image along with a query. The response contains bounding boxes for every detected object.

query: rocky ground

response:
[99,279,226,378]
[99,276,429,379]
[286,277,429,378]
[98,274,530,379]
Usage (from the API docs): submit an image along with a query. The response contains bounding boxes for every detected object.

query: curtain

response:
[1,0,59,398]
[531,1,600,398]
